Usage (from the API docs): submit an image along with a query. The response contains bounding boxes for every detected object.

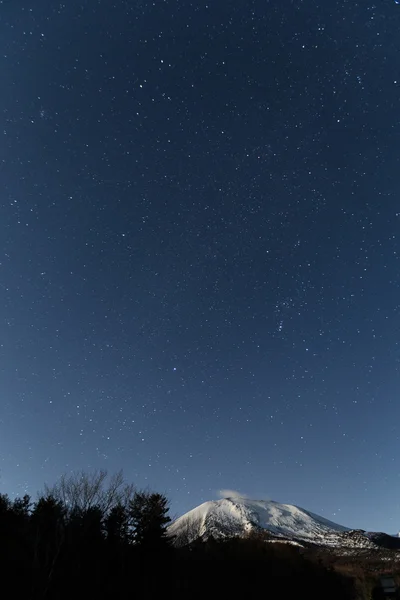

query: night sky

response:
[1,0,400,533]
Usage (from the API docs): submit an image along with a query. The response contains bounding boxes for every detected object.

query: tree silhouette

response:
[44,469,135,514]
[129,491,171,551]
[31,495,66,597]
[105,503,130,544]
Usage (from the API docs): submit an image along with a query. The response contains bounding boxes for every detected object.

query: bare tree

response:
[43,469,135,515]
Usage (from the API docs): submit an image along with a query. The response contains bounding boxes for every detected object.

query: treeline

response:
[0,470,357,599]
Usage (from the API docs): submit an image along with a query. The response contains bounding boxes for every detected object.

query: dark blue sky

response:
[1,0,400,532]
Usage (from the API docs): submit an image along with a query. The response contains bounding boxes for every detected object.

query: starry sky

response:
[1,0,400,532]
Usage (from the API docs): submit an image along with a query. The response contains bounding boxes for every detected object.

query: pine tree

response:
[31,495,66,597]
[105,503,129,544]
[129,491,171,551]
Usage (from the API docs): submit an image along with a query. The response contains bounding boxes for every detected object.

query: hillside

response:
[169,496,394,554]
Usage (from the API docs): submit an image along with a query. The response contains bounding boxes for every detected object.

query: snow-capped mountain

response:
[169,496,349,545]
[168,496,389,552]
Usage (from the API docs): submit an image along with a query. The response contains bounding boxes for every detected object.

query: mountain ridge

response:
[168,496,398,554]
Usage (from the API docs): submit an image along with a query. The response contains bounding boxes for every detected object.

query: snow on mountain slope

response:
[169,496,350,546]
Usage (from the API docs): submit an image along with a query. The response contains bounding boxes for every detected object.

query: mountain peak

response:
[169,497,350,547]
